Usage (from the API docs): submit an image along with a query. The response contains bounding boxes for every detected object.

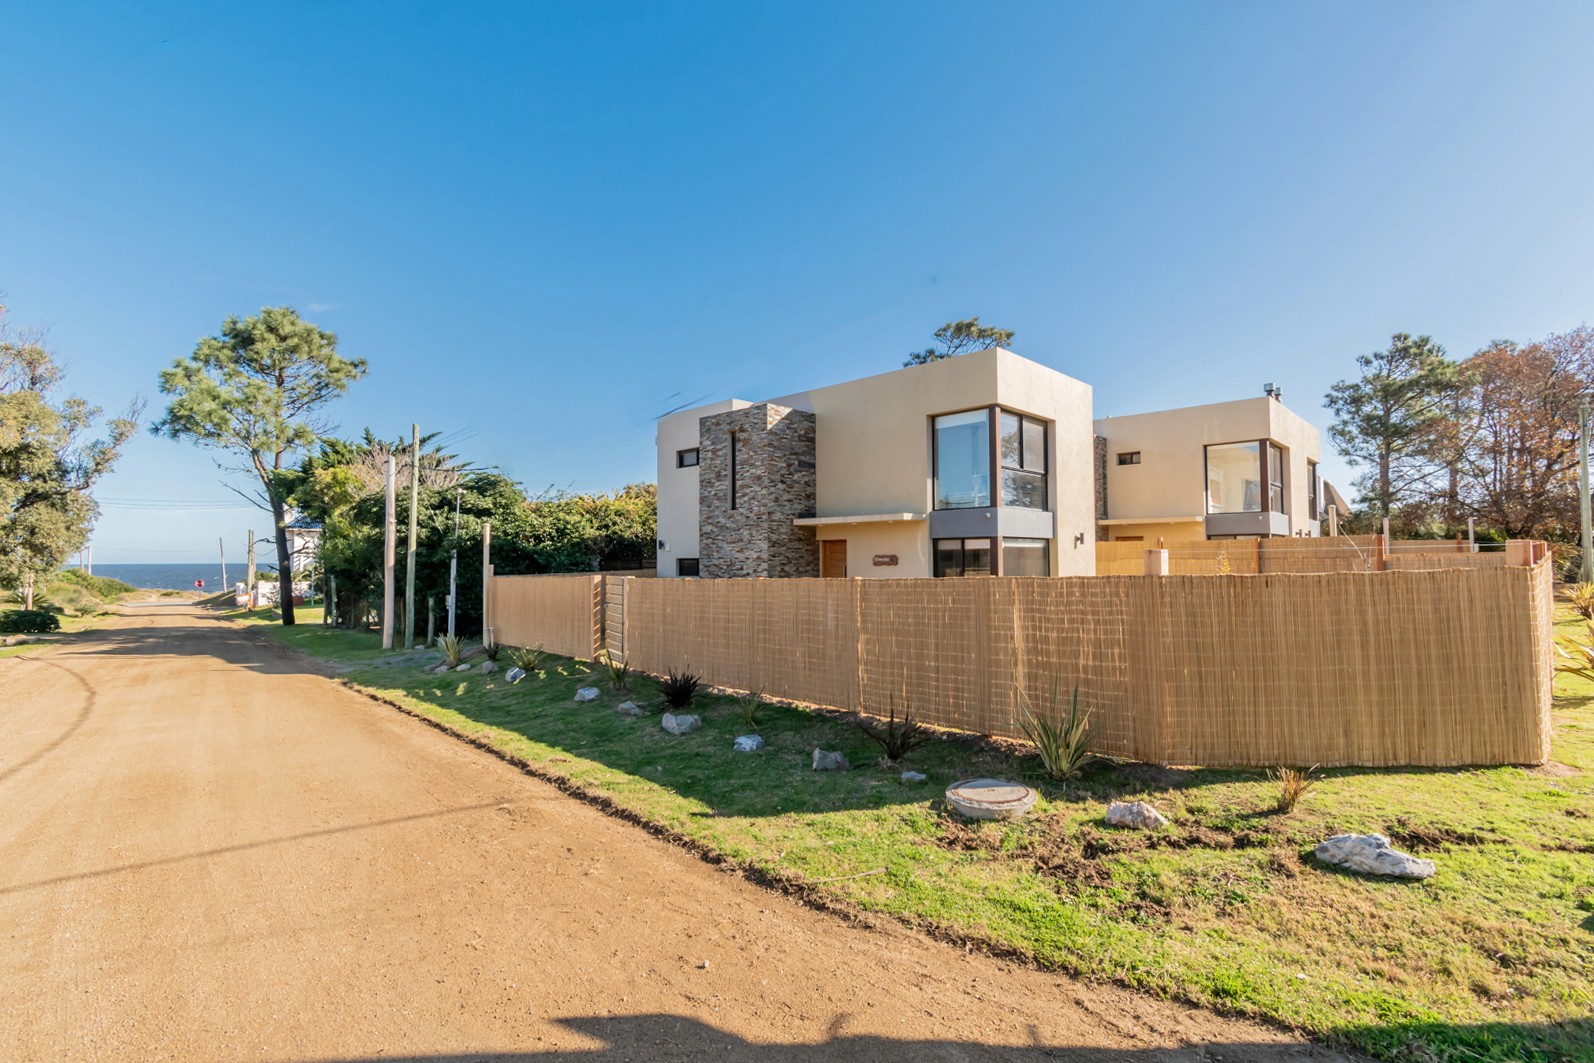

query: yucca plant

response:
[1568,582,1594,621]
[659,669,701,709]
[1269,764,1321,814]
[597,649,633,692]
[857,699,930,763]
[436,634,464,668]
[510,644,547,673]
[1015,681,1093,780]
[1555,622,1594,683]
[735,689,764,728]
[482,630,502,662]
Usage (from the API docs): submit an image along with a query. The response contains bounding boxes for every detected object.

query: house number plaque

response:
[872,554,899,567]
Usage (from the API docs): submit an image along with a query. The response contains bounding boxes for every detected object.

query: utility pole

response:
[246,530,256,606]
[219,536,227,589]
[1580,400,1592,583]
[404,423,420,649]
[382,455,396,650]
[448,487,462,638]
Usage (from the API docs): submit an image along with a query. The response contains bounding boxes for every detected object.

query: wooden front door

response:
[821,539,847,578]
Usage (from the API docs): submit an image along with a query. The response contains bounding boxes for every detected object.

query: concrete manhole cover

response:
[946,778,1037,820]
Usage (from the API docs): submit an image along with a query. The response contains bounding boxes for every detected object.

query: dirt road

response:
[0,606,1352,1062]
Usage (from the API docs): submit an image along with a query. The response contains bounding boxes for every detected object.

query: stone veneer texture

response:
[698,403,819,578]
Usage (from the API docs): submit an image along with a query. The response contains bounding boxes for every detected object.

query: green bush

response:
[0,610,62,634]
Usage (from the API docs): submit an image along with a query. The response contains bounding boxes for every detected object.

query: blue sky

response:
[4,1,1592,562]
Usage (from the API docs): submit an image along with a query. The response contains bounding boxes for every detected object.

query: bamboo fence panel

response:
[486,574,600,660]
[623,577,860,710]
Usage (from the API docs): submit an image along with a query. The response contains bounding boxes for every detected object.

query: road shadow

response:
[300,1013,1355,1062]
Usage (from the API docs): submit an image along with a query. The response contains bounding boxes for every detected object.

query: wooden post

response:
[1144,549,1169,576]
[1254,538,1263,575]
[404,423,420,649]
[382,455,396,650]
[1505,539,1536,567]
[481,520,492,638]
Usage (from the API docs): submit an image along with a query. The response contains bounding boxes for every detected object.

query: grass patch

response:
[244,605,1594,1063]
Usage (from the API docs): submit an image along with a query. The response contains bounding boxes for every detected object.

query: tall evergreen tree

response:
[153,307,366,625]
[1325,333,1462,530]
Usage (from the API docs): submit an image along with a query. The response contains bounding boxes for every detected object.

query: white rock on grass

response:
[505,667,526,684]
[454,663,472,673]
[812,749,849,772]
[1105,800,1170,831]
[733,735,764,752]
[662,712,702,735]
[574,687,601,703]
[481,660,498,674]
[1314,833,1435,880]
[901,771,928,783]
[616,700,643,716]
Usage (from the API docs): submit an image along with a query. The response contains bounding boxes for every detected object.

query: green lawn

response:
[247,606,1594,1063]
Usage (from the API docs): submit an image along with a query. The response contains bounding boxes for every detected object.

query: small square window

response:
[677,448,700,468]
[1117,451,1141,466]
[677,558,700,577]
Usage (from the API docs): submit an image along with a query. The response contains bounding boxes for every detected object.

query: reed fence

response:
[486,557,1554,768]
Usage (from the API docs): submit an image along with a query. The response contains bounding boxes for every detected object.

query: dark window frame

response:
[1307,459,1319,521]
[676,557,700,577]
[999,410,1048,510]
[677,447,700,468]
[1202,439,1287,516]
[933,537,995,578]
[1117,451,1141,466]
[932,405,1051,513]
[931,405,995,511]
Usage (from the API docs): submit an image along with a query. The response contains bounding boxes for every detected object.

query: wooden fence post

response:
[481,520,492,637]
[1144,549,1169,576]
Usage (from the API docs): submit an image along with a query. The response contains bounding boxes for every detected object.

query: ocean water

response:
[69,563,253,592]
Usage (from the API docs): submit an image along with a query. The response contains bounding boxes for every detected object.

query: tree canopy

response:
[904,317,1016,366]
[0,306,137,606]
[153,307,366,624]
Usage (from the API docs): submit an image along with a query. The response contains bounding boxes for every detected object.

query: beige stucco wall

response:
[1094,396,1321,538]
[1101,520,1206,544]
[813,522,931,578]
[655,398,747,576]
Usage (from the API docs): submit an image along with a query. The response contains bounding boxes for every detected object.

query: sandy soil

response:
[0,606,1357,1062]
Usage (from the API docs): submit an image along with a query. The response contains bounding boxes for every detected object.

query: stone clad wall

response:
[699,403,818,578]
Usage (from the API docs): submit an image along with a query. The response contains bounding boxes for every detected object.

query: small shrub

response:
[598,649,633,692]
[1269,765,1320,814]
[510,644,547,673]
[482,630,502,662]
[1568,583,1594,621]
[436,634,464,668]
[735,689,764,728]
[857,699,931,763]
[659,669,700,709]
[1016,682,1093,780]
[0,610,61,634]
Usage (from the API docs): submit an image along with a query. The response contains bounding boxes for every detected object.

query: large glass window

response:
[1308,460,1319,520]
[934,538,992,577]
[1002,538,1050,577]
[1268,443,1284,513]
[1206,442,1262,514]
[934,410,991,509]
[1000,412,1047,509]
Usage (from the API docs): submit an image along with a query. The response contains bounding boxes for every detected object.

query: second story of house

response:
[1093,389,1323,544]
[655,348,1098,579]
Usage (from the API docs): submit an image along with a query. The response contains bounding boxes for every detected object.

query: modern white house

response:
[1094,388,1324,544]
[656,349,1325,579]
